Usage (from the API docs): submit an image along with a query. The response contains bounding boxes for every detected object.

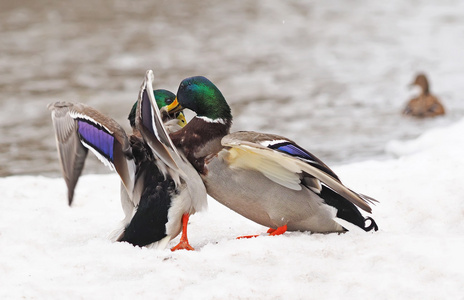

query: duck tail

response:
[363,216,378,232]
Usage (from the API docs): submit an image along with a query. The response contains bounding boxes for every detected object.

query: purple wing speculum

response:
[268,141,340,180]
[77,119,115,164]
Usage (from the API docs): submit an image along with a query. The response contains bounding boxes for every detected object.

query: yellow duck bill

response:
[167,98,183,114]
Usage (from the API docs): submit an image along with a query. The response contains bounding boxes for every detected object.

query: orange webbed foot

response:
[268,225,287,236]
[237,225,288,239]
[171,240,195,251]
[170,213,195,251]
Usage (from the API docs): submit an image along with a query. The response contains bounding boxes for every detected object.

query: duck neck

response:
[419,78,430,95]
[422,85,430,95]
[194,99,232,124]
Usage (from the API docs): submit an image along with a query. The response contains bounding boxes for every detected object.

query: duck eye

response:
[165,98,173,105]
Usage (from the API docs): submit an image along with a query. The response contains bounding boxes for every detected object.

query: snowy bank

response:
[1,119,464,299]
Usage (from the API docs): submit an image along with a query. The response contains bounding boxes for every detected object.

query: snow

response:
[1,119,464,299]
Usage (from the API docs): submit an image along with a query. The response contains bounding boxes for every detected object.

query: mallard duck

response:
[165,76,378,236]
[403,73,445,118]
[48,71,207,250]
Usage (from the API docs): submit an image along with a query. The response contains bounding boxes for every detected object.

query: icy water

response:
[1,0,464,177]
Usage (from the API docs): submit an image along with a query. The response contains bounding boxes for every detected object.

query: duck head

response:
[411,73,430,95]
[167,76,232,124]
[128,89,186,128]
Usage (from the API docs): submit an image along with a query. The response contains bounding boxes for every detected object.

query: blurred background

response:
[1,0,463,177]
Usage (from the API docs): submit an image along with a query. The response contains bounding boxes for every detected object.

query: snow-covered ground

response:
[1,118,463,299]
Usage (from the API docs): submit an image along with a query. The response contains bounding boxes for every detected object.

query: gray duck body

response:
[203,149,343,232]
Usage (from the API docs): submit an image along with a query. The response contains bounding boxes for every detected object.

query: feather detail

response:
[136,71,184,186]
[48,102,135,204]
[196,115,228,124]
[49,103,89,205]
[222,133,373,213]
[80,139,115,170]
[136,70,208,213]
[225,147,302,191]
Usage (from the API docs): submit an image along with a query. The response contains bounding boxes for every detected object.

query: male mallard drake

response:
[48,71,207,250]
[403,73,445,118]
[166,76,378,236]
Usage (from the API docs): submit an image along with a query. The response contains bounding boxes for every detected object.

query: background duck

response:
[166,76,378,236]
[403,73,445,118]
[48,72,207,250]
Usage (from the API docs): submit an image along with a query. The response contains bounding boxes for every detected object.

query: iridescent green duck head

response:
[128,89,187,128]
[167,76,232,124]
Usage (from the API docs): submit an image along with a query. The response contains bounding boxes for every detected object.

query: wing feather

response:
[136,71,183,180]
[222,132,374,213]
[49,103,88,205]
[48,102,135,204]
[135,70,207,212]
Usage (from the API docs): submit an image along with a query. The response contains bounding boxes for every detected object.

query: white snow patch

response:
[2,118,464,299]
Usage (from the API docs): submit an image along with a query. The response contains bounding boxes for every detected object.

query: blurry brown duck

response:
[403,73,445,118]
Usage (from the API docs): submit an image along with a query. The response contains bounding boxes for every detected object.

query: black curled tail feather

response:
[364,217,378,232]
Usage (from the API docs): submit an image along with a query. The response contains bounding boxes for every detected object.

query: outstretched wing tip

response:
[67,195,74,206]
[136,70,183,171]
[49,101,136,204]
[145,69,154,80]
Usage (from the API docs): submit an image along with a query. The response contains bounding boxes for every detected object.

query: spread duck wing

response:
[135,70,184,183]
[48,102,135,205]
[135,70,207,210]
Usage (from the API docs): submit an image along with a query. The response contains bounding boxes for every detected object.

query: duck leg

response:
[171,214,195,251]
[237,224,288,239]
